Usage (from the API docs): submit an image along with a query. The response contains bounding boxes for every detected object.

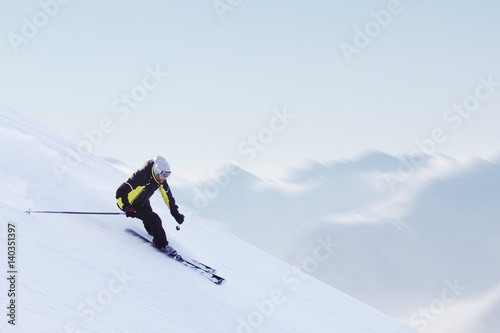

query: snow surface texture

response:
[182,141,500,332]
[0,104,416,332]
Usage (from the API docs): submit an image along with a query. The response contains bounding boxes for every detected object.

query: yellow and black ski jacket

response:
[116,159,179,215]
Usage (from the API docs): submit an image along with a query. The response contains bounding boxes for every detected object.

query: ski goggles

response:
[160,170,171,178]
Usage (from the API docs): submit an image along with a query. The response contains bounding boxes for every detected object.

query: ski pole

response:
[25,209,125,215]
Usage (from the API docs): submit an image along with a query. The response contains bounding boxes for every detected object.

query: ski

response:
[125,228,225,285]
[187,258,216,275]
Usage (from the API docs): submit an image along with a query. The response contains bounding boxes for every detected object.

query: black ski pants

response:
[135,209,168,249]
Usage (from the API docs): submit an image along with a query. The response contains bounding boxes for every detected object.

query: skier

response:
[116,156,184,255]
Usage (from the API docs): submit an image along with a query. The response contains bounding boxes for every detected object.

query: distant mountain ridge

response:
[182,149,500,333]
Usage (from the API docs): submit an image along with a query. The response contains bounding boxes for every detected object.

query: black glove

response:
[173,211,184,224]
[124,207,136,218]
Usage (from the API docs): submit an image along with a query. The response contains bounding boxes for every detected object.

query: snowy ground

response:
[0,104,416,332]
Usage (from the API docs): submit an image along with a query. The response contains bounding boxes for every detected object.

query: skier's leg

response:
[136,203,154,236]
[136,210,168,249]
[143,222,153,235]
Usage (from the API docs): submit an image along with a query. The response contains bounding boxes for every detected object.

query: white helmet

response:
[153,156,171,177]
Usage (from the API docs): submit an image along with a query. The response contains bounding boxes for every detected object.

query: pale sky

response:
[1,0,499,180]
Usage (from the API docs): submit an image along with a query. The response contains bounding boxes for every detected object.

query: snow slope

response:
[184,148,500,332]
[0,103,416,333]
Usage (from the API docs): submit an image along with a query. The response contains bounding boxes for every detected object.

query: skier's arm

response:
[116,162,150,209]
[159,183,177,211]
[116,182,134,209]
[160,183,184,223]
